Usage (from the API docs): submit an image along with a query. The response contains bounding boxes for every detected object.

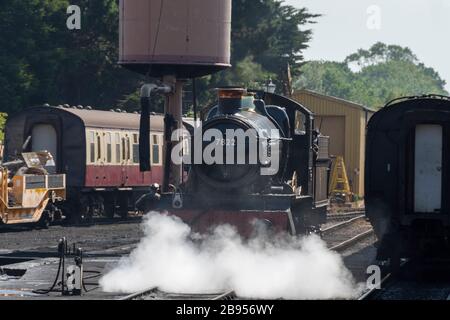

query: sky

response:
[283,0,450,92]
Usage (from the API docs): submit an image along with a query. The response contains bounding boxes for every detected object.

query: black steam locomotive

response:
[141,88,331,236]
[366,95,450,266]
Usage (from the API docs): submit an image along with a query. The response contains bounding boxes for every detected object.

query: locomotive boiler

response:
[365,95,450,267]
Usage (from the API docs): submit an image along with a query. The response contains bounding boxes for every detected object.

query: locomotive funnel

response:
[217,88,254,115]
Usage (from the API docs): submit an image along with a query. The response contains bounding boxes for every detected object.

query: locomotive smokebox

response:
[119,0,232,78]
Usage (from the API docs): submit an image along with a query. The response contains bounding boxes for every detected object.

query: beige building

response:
[292,89,375,197]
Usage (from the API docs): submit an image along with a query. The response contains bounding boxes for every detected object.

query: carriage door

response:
[32,124,58,164]
[414,125,443,213]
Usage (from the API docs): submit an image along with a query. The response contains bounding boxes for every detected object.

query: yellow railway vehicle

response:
[0,152,66,228]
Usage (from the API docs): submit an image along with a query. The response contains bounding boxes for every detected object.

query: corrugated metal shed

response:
[292,89,375,197]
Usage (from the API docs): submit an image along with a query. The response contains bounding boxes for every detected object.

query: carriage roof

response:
[55,107,165,131]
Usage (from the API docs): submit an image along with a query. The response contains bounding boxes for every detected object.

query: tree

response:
[0,0,317,116]
[345,42,418,68]
[0,0,143,115]
[295,43,448,109]
[194,0,318,108]
[232,1,318,78]
[0,113,6,142]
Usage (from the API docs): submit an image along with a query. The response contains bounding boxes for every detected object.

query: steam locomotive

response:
[140,88,331,236]
[365,95,450,266]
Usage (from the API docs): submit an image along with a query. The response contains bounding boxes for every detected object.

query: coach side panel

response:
[84,127,164,188]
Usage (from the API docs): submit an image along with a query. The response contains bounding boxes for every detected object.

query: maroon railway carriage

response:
[4,105,189,221]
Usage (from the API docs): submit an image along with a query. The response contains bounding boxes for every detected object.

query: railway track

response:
[327,211,366,222]
[358,272,393,300]
[359,260,450,300]
[0,215,144,233]
[119,288,237,301]
[62,215,143,227]
[120,215,376,301]
[322,214,375,253]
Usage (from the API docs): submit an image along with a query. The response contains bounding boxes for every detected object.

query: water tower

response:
[119,0,232,190]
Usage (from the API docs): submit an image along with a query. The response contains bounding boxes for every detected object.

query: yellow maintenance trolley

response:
[0,151,66,228]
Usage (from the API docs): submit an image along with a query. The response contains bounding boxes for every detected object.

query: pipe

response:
[139,84,172,172]
[192,78,198,123]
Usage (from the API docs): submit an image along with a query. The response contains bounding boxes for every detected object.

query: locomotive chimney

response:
[218,88,248,115]
[119,0,232,191]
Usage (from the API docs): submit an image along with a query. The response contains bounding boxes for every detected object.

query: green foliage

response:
[295,42,448,109]
[0,0,143,114]
[231,0,318,77]
[0,113,6,142]
[194,0,318,108]
[0,0,316,114]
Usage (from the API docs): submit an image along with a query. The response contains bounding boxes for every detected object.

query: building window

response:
[89,131,95,163]
[152,135,160,165]
[106,133,112,163]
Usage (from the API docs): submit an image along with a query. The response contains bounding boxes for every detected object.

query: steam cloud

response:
[100,213,363,299]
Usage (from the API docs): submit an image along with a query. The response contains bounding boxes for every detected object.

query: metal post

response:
[162,75,184,191]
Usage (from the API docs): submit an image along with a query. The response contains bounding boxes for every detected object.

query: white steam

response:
[100,212,363,299]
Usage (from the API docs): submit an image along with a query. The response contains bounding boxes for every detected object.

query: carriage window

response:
[106,133,112,163]
[122,137,127,161]
[295,111,306,135]
[152,135,160,165]
[97,134,102,160]
[132,134,139,164]
[89,131,95,163]
[126,137,131,160]
[115,133,121,163]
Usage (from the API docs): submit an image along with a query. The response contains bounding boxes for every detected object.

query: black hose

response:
[32,254,63,295]
[140,96,152,172]
[82,270,102,292]
[31,238,105,296]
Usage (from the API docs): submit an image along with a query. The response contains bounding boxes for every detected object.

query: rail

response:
[330,229,374,252]
[119,288,237,301]
[358,273,393,300]
[322,215,366,235]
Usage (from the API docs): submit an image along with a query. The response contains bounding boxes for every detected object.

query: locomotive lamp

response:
[266,79,277,94]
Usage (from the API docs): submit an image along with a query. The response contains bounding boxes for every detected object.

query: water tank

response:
[119,0,232,78]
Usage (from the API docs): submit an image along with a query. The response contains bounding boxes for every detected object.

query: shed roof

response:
[295,89,376,113]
